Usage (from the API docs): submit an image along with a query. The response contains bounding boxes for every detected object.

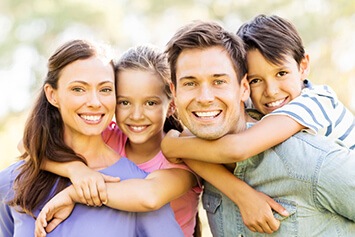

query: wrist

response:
[66,185,80,203]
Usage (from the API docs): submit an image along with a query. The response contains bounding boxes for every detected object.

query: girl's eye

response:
[146,101,157,106]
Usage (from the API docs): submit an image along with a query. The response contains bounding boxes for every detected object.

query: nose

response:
[196,84,214,104]
[130,105,144,120]
[87,91,102,108]
[264,81,279,97]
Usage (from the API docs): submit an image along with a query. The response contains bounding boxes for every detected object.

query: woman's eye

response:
[101,87,113,93]
[72,87,84,92]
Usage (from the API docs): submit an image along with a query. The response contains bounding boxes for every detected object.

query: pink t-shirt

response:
[102,122,202,237]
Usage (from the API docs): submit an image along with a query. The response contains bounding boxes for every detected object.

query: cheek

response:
[286,83,302,99]
[249,88,261,104]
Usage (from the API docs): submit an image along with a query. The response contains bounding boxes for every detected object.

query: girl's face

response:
[116,69,172,145]
[45,56,116,142]
[247,49,309,115]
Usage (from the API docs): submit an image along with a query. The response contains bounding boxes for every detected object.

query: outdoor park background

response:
[0,0,354,236]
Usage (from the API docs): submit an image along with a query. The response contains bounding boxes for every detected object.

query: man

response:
[162,21,355,236]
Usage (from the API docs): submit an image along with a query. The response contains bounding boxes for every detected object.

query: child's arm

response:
[104,168,197,211]
[35,168,197,234]
[184,159,289,234]
[17,139,120,206]
[42,159,120,206]
[161,115,303,163]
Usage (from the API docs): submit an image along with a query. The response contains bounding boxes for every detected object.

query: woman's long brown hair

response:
[9,39,112,216]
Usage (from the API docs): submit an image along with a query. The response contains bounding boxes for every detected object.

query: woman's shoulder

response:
[0,160,23,197]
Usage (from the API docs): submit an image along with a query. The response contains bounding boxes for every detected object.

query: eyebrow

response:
[69,80,114,86]
[178,73,229,80]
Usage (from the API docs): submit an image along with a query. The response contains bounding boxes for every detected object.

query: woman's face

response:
[46,56,116,141]
[115,69,171,145]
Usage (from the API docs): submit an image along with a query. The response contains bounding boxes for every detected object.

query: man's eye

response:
[214,80,225,85]
[184,81,195,87]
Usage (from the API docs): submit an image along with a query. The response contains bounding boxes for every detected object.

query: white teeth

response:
[266,99,284,107]
[131,126,145,132]
[195,111,220,118]
[81,115,101,122]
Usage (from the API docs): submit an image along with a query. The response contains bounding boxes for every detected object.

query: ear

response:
[300,53,310,79]
[167,100,176,117]
[240,74,251,103]
[169,82,176,98]
[44,84,59,108]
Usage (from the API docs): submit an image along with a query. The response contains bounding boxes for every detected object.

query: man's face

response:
[175,46,249,139]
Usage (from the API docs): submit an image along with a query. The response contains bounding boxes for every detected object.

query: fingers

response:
[35,216,48,237]
[102,174,120,183]
[46,218,64,233]
[167,157,183,164]
[35,208,50,237]
[268,199,289,217]
[246,216,280,234]
[73,178,102,206]
[166,129,181,138]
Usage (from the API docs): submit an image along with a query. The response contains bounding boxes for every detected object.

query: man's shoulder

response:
[278,132,350,155]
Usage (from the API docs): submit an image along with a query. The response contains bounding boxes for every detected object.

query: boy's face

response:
[174,46,250,140]
[247,49,309,115]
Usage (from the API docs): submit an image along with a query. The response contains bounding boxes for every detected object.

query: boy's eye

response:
[118,100,130,106]
[277,71,288,77]
[248,78,261,85]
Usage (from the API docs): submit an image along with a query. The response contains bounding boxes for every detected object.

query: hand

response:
[69,164,120,206]
[237,188,289,234]
[35,187,76,237]
[163,130,183,163]
[180,128,193,137]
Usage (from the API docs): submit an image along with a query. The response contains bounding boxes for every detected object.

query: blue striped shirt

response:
[264,82,355,149]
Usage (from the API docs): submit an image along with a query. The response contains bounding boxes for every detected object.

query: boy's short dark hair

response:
[237,14,305,67]
[165,20,247,86]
